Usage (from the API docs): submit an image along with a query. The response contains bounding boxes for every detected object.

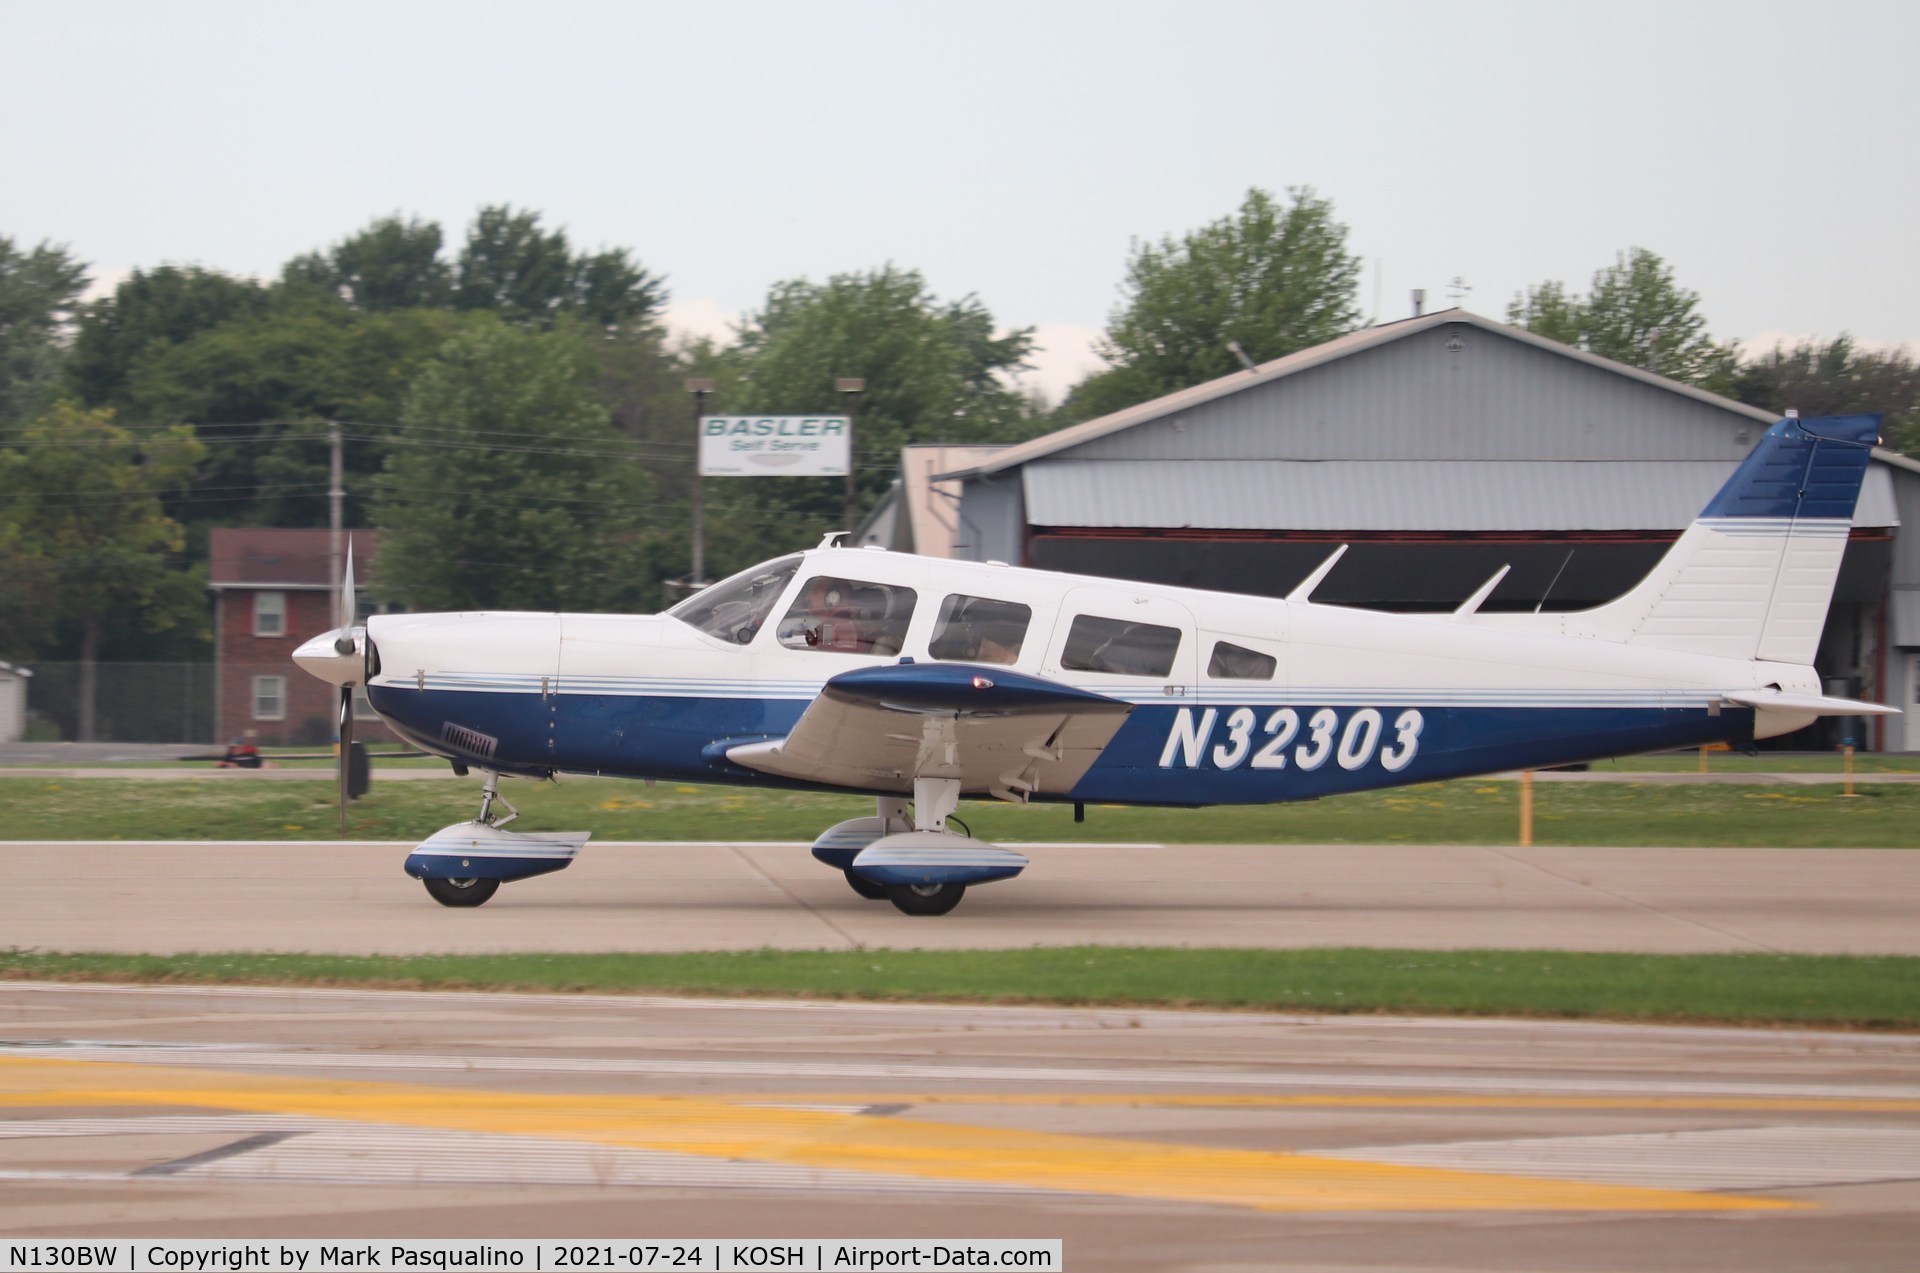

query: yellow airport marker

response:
[739,1091,1920,1114]
[0,1056,1799,1214]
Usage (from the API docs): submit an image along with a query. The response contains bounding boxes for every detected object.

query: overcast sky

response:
[8,0,1916,400]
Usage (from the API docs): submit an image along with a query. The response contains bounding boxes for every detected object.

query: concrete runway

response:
[3,982,1920,1270]
[5,839,1920,954]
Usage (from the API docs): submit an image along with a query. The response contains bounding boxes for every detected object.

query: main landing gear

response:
[402,770,590,908]
[809,782,1029,917]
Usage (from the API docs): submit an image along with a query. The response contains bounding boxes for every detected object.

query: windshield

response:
[667,555,803,644]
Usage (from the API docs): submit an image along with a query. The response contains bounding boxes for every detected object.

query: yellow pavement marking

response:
[746,1093,1920,1114]
[0,1057,1796,1213]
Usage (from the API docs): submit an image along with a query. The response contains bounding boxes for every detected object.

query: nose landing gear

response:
[403,770,591,908]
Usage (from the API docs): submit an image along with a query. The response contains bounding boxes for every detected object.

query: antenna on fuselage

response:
[817,532,849,549]
[1452,564,1511,619]
[1287,545,1348,603]
[1534,549,1575,614]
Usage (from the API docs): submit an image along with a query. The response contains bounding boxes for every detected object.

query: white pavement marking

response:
[1331,1127,1920,1190]
[0,1114,1027,1196]
[8,980,1920,1050]
[9,1042,1920,1101]
[180,1126,1032,1195]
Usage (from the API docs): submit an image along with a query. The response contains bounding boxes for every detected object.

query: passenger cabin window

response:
[777,576,917,655]
[667,555,802,644]
[929,594,1031,665]
[1061,614,1182,677]
[1208,640,1276,680]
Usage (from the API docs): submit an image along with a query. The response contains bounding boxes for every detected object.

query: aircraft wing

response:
[726,662,1134,799]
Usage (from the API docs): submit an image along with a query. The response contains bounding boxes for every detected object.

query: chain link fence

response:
[23,663,218,744]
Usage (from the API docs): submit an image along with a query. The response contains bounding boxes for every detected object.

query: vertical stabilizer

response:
[1576,415,1878,662]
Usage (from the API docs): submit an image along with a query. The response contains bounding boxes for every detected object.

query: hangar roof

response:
[208,527,380,591]
[1025,459,1900,532]
[938,309,1777,482]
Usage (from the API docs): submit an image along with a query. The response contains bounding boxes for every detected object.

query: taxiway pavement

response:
[4,839,1918,955]
[3,982,1919,1270]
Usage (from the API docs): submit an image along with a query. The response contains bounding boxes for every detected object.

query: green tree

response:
[1508,248,1736,390]
[0,404,204,738]
[69,265,268,408]
[1505,279,1583,346]
[0,236,88,427]
[372,321,667,612]
[281,214,452,312]
[455,205,666,332]
[125,304,484,531]
[712,265,1036,561]
[1735,337,1920,453]
[1065,187,1362,421]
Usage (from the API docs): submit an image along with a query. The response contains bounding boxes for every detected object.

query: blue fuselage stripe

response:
[368,685,1755,806]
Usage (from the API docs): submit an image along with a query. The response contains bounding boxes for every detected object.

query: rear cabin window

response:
[1208,640,1276,680]
[1061,614,1182,677]
[929,594,1032,665]
[776,576,917,655]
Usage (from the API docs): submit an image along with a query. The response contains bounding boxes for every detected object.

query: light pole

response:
[685,378,715,587]
[836,377,864,534]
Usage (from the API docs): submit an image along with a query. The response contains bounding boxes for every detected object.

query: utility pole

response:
[328,421,345,600]
[836,377,865,533]
[685,379,715,587]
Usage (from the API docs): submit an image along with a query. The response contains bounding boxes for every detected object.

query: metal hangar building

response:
[906,310,1920,749]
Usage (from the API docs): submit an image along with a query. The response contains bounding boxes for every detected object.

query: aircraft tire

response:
[423,876,500,908]
[843,869,889,900]
[886,882,966,916]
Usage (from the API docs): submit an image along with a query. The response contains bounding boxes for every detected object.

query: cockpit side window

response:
[776,575,918,655]
[667,555,802,644]
[929,594,1031,665]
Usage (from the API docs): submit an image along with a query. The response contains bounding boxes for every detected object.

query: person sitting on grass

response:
[215,734,264,769]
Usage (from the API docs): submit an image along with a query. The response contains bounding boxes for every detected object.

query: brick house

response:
[208,528,395,745]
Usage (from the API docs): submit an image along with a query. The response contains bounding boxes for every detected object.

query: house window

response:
[252,675,287,721]
[253,591,286,637]
[352,687,378,720]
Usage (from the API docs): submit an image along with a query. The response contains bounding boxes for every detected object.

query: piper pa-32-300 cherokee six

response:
[295,414,1896,916]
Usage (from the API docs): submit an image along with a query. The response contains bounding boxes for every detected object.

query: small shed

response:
[0,660,31,742]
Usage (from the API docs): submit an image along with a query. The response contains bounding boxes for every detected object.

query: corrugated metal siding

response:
[1066,324,1762,464]
[953,473,1024,562]
[1893,590,1920,648]
[1889,467,1920,591]
[1024,460,1900,532]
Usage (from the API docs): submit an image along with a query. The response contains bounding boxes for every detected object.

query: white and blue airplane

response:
[296,413,1896,916]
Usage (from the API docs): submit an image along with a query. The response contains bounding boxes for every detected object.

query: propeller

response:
[336,541,357,832]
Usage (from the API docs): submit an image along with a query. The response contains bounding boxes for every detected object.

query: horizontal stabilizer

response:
[1722,689,1899,717]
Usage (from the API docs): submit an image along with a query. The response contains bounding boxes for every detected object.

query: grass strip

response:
[4,947,1917,1030]
[5,775,1918,847]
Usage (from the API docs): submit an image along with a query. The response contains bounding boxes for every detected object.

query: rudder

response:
[1584,414,1878,662]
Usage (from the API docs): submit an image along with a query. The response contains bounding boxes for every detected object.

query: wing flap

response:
[727,663,1133,797]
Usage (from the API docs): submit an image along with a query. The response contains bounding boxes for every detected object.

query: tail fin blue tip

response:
[1700,414,1879,521]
